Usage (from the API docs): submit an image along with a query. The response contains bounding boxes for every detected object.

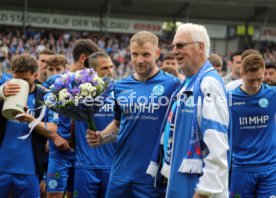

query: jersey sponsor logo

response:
[258,98,269,108]
[122,103,160,114]
[152,85,164,96]
[48,179,58,189]
[239,115,269,129]
[98,103,113,113]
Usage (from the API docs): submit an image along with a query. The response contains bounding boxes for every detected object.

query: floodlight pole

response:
[256,12,269,48]
[105,0,111,35]
[23,0,28,36]
[100,0,111,34]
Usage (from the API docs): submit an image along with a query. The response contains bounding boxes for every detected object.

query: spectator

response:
[36,49,55,84]
[160,65,179,78]
[209,53,223,75]
[223,50,243,84]
[45,54,67,79]
[264,62,276,86]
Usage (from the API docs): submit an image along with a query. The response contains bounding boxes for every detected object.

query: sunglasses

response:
[170,42,199,50]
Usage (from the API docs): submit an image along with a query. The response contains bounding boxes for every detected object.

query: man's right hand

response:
[86,129,101,147]
[3,82,21,97]
[52,134,71,151]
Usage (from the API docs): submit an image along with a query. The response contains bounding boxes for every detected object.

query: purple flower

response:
[54,78,65,90]
[70,87,81,95]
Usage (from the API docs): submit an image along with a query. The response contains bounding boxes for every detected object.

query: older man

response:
[161,23,230,198]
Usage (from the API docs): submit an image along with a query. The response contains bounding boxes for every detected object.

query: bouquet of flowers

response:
[43,68,113,130]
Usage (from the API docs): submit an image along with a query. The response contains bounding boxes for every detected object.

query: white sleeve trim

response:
[200,76,229,127]
[146,161,158,178]
[225,79,243,91]
[161,162,171,179]
[196,129,229,195]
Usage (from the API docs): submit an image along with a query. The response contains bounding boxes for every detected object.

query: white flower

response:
[60,73,68,81]
[44,93,57,107]
[49,84,55,89]
[94,77,105,92]
[79,83,97,97]
[59,88,73,105]
[75,71,82,82]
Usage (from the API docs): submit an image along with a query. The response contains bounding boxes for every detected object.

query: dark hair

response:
[72,39,99,62]
[85,51,110,69]
[46,54,67,68]
[230,50,243,61]
[11,54,38,74]
[39,49,55,56]
[265,62,276,70]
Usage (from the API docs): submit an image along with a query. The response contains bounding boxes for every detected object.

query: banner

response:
[0,10,163,35]
[204,24,227,39]
[253,27,276,42]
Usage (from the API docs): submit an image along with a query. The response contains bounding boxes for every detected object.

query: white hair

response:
[176,23,210,58]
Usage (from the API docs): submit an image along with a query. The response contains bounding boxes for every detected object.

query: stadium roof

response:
[1,0,276,26]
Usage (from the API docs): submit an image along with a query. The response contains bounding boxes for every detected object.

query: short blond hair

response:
[130,31,158,48]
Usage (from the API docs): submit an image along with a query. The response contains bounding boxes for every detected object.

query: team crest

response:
[48,179,58,189]
[259,98,268,108]
[185,96,194,107]
[152,85,165,96]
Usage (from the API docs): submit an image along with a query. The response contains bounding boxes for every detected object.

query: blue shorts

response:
[106,178,165,198]
[46,157,75,193]
[230,167,276,198]
[74,168,111,198]
[0,172,39,198]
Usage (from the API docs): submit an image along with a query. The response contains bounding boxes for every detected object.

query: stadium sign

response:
[253,27,276,42]
[0,10,163,35]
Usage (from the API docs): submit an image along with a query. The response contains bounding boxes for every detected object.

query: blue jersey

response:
[0,73,10,85]
[49,115,75,160]
[112,70,180,183]
[0,92,55,175]
[229,84,276,168]
[43,75,76,160]
[75,89,116,169]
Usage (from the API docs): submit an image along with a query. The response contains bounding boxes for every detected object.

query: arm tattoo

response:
[101,130,118,144]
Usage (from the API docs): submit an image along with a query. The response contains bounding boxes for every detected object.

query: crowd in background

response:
[0,27,172,79]
[1,26,276,79]
[0,23,275,198]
